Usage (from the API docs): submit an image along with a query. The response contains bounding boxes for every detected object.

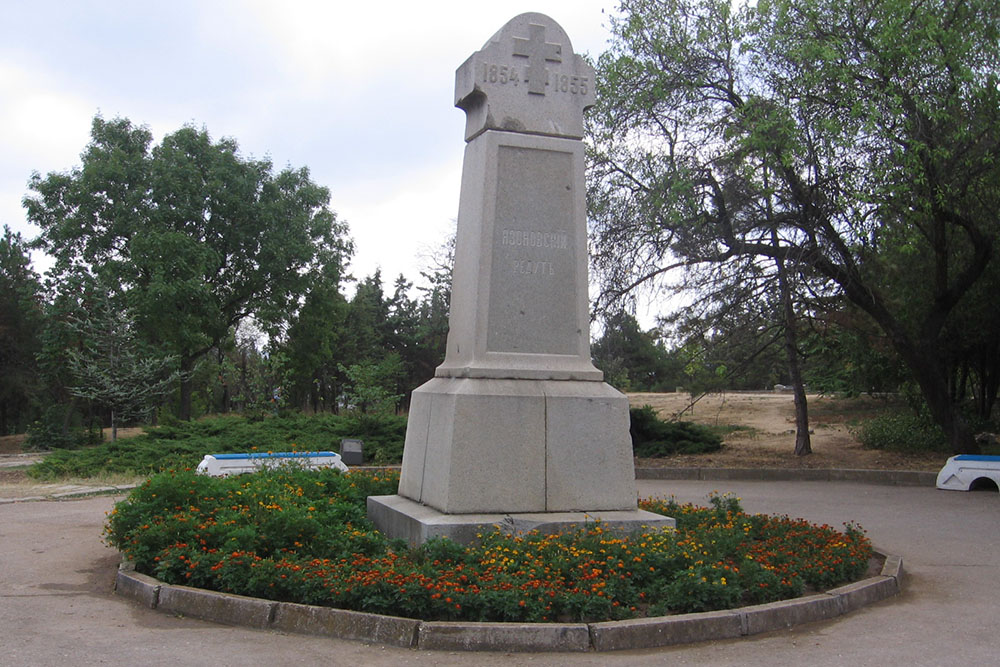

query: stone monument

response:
[368,13,674,544]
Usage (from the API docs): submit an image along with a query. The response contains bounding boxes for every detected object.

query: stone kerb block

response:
[271,602,419,647]
[455,12,595,141]
[418,620,591,652]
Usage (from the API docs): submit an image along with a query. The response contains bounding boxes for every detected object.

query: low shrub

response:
[630,405,723,457]
[25,405,103,450]
[29,412,407,480]
[106,473,872,623]
[853,412,947,453]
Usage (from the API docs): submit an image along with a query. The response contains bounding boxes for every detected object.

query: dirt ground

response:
[628,391,948,471]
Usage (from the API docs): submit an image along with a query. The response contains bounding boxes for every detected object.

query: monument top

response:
[455,13,596,141]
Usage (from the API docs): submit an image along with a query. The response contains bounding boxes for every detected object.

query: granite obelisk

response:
[368,13,673,543]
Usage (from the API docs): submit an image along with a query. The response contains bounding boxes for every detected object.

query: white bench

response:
[936,455,1000,492]
[196,451,349,477]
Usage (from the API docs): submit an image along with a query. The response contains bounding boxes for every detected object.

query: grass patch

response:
[28,412,406,480]
[630,405,723,456]
[106,469,872,622]
[852,412,948,453]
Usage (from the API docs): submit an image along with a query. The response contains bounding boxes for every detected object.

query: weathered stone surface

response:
[740,594,844,636]
[433,130,599,382]
[368,493,673,547]
[156,585,275,629]
[395,378,636,515]
[827,576,899,613]
[589,611,743,651]
[271,603,418,647]
[881,552,904,581]
[418,621,591,652]
[454,12,595,141]
[115,568,160,609]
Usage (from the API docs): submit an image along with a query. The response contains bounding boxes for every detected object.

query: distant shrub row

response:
[28,412,406,480]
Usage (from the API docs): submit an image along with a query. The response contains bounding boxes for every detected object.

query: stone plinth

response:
[367,494,675,547]
[369,13,673,543]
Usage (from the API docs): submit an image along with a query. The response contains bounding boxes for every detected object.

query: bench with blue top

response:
[195,451,349,477]
[936,455,1000,492]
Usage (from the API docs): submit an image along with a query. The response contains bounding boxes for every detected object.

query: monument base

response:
[397,377,639,514]
[367,494,675,546]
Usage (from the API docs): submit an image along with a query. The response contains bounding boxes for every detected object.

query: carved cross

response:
[512,23,562,95]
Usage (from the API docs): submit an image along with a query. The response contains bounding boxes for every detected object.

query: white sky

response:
[0,1,619,294]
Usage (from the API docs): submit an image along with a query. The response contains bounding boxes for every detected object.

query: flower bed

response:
[105,468,872,623]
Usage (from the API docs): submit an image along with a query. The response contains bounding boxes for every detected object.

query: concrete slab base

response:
[367,493,675,546]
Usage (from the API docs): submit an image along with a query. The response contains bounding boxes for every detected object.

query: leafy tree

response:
[589,0,1000,453]
[339,353,404,416]
[0,226,44,433]
[25,115,351,420]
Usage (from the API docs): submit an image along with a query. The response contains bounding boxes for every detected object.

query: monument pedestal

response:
[398,377,635,513]
[367,13,674,544]
[367,494,674,546]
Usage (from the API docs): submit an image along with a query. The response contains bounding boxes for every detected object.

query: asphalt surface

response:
[1,479,997,666]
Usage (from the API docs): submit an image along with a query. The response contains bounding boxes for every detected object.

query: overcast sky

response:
[1,1,617,293]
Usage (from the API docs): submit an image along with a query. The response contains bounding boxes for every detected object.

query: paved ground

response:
[1,480,997,666]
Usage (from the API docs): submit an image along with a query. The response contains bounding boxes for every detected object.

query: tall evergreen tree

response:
[0,226,44,433]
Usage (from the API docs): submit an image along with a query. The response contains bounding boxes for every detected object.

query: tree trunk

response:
[111,407,118,443]
[179,356,194,421]
[900,343,979,454]
[773,250,811,456]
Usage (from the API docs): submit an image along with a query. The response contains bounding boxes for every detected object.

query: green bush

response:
[25,405,103,450]
[853,412,947,453]
[28,412,407,479]
[629,405,723,457]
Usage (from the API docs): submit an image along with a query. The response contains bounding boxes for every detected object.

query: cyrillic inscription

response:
[512,259,555,276]
[501,229,569,249]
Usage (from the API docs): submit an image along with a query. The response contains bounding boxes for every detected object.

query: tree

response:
[591,311,684,391]
[589,0,1000,453]
[0,226,44,433]
[25,116,352,419]
[66,296,182,441]
[282,261,352,413]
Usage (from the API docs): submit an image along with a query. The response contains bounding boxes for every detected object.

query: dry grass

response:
[627,391,947,471]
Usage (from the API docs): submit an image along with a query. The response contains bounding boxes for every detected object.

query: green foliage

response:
[592,311,685,391]
[629,405,723,457]
[25,115,353,420]
[107,484,872,622]
[25,404,103,450]
[0,226,44,433]
[338,353,404,415]
[801,320,907,396]
[589,0,1000,453]
[853,412,948,453]
[28,412,406,479]
[65,295,183,439]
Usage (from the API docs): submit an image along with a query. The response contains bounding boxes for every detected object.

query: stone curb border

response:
[635,467,936,486]
[115,549,903,653]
